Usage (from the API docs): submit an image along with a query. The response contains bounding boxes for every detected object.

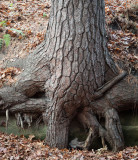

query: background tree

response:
[0,0,137,151]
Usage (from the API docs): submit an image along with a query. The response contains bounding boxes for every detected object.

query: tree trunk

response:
[0,0,137,151]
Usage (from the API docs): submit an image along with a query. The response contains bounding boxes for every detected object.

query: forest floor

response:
[0,0,138,159]
[0,0,137,87]
[0,132,138,160]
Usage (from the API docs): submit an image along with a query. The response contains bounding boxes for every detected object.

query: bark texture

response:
[0,0,137,151]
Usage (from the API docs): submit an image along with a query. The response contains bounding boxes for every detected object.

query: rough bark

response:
[0,0,137,151]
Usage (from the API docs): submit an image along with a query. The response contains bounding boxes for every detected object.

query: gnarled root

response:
[104,108,124,151]
[15,113,24,128]
[73,107,124,151]
[76,108,100,150]
[15,112,33,128]
[0,72,136,151]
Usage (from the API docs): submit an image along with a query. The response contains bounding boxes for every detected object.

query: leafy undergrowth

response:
[0,132,137,160]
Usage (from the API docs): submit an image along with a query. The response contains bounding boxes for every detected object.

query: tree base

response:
[0,71,137,151]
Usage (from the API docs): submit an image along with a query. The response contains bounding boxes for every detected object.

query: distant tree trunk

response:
[0,0,137,151]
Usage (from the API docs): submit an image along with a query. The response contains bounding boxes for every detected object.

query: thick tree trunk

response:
[0,0,137,151]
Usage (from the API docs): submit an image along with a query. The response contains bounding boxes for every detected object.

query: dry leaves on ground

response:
[0,132,138,160]
[105,0,137,70]
[0,67,21,87]
[0,0,50,63]
[0,0,137,87]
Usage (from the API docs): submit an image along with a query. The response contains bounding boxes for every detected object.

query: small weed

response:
[0,34,11,50]
[0,20,7,27]
[11,28,25,36]
[43,12,47,17]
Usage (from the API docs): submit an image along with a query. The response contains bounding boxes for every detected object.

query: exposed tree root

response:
[15,113,24,128]
[15,112,40,129]
[6,109,9,132]
[0,72,137,151]
[71,74,137,151]
[104,108,124,151]
[92,71,127,100]
[71,107,124,151]
[10,98,47,113]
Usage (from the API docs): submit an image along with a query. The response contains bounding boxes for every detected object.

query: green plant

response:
[11,28,25,36]
[0,39,3,49]
[0,20,7,27]
[9,3,13,7]
[43,12,47,17]
[0,34,11,50]
[3,34,11,47]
